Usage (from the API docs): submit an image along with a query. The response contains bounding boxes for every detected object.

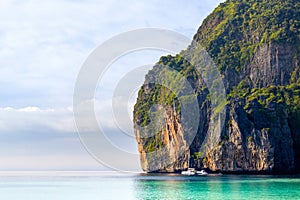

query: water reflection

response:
[133,174,300,200]
[134,174,223,200]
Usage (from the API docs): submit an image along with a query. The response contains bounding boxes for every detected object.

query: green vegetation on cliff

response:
[230,83,300,126]
[194,0,300,72]
[134,55,203,127]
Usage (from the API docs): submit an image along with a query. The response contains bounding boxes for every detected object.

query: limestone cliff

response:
[204,99,295,173]
[134,0,300,174]
[135,105,189,172]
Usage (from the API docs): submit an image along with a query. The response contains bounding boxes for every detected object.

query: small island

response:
[133,0,300,174]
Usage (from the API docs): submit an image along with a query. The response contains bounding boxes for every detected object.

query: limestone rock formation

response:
[134,0,300,174]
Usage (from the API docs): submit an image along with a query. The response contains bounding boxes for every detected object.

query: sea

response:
[0,171,299,200]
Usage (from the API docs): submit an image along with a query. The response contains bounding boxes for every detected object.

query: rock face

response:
[204,100,295,173]
[249,43,298,88]
[134,0,300,174]
[135,106,189,172]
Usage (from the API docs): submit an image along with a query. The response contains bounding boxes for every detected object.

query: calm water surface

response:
[0,172,299,200]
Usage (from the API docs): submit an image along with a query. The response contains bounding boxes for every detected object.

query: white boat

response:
[196,170,208,175]
[181,168,196,175]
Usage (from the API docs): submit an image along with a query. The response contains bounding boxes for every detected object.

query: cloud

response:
[0,106,74,133]
[0,102,141,170]
[0,154,106,171]
[0,105,107,170]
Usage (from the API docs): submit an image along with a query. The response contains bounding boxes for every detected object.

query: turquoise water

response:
[0,172,299,200]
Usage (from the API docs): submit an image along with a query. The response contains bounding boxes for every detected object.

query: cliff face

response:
[204,100,295,173]
[134,0,300,174]
[249,43,298,88]
[135,105,189,172]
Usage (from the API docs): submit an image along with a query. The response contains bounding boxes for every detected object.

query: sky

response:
[0,0,224,171]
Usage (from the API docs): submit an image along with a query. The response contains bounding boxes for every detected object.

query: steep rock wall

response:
[204,100,295,173]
